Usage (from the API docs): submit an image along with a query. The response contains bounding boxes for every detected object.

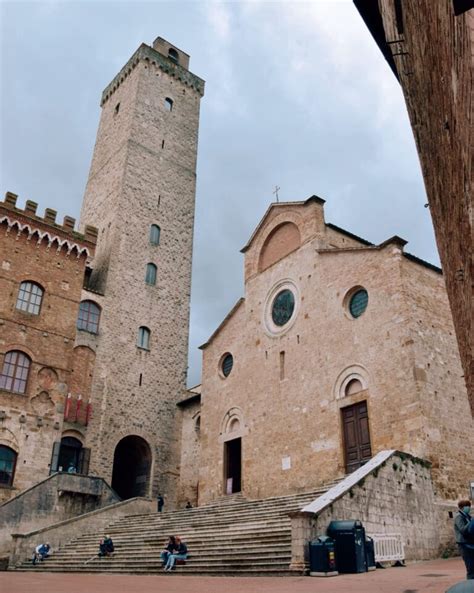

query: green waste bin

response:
[309,535,338,577]
[327,520,367,574]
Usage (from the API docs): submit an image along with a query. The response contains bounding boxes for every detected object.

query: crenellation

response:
[44,208,57,225]
[100,43,205,107]
[25,200,38,216]
[1,192,97,249]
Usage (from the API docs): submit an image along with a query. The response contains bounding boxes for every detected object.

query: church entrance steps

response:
[14,485,337,575]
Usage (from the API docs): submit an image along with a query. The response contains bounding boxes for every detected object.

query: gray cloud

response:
[1,1,438,387]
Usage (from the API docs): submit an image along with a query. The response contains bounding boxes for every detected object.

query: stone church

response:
[178,197,474,507]
[0,34,472,540]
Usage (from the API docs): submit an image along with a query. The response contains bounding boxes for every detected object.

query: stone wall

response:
[197,199,472,504]
[78,40,204,504]
[177,395,201,507]
[289,450,456,570]
[9,496,153,567]
[400,258,474,500]
[0,473,119,556]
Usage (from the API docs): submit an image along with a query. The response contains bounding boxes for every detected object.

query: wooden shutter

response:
[78,447,91,475]
[49,441,61,474]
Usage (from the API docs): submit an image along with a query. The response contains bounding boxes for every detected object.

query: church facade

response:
[187,197,474,505]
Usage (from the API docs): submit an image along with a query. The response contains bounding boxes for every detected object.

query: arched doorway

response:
[58,437,83,473]
[111,435,152,499]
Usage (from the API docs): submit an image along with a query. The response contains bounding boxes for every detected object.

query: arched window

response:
[16,281,44,315]
[0,446,17,487]
[77,300,101,334]
[137,326,150,350]
[0,351,31,394]
[150,224,161,246]
[168,48,179,64]
[345,378,363,396]
[145,263,157,286]
[164,98,173,112]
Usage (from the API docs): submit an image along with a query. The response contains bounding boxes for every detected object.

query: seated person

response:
[164,536,188,571]
[98,535,114,557]
[32,543,51,565]
[160,535,176,566]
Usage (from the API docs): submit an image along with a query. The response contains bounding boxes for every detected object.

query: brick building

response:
[353,0,473,415]
[182,197,474,506]
[0,193,97,502]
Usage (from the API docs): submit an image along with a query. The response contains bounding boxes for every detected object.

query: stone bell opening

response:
[224,437,241,494]
[111,435,152,500]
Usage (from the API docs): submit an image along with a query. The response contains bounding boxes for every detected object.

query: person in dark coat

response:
[454,499,474,580]
[160,535,176,566]
[157,493,164,513]
[98,535,114,557]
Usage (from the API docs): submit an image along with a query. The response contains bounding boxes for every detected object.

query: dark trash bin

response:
[365,535,376,571]
[308,535,338,577]
[327,520,367,574]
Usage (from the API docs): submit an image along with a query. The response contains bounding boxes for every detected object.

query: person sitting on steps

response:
[164,536,188,572]
[160,535,176,567]
[98,535,114,557]
[32,543,51,565]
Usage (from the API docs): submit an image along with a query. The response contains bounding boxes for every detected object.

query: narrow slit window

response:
[161,139,165,149]
[279,351,285,381]
[115,102,120,114]
[164,98,173,112]
[150,224,161,246]
[145,263,157,286]
[137,327,150,350]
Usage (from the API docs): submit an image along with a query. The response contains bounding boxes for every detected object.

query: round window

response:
[271,289,295,326]
[349,289,368,318]
[221,353,233,377]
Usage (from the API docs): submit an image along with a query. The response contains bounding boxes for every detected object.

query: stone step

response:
[14,481,335,575]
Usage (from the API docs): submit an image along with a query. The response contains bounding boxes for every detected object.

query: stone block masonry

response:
[79,38,204,504]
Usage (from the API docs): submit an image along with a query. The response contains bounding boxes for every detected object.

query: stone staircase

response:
[16,483,337,575]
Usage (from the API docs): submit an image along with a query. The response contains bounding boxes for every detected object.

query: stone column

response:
[289,511,314,572]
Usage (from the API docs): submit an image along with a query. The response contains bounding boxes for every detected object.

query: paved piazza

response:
[1,558,467,593]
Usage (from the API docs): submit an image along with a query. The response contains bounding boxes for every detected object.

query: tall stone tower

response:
[79,38,205,504]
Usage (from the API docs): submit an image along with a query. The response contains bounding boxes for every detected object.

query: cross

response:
[273,185,280,203]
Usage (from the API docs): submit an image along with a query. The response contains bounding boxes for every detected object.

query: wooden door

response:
[342,401,372,473]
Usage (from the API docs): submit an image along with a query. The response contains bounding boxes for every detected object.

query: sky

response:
[0,0,439,387]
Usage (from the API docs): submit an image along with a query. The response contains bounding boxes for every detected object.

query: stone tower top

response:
[152,37,190,70]
[100,38,204,106]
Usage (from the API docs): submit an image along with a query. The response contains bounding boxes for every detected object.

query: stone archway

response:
[111,435,152,500]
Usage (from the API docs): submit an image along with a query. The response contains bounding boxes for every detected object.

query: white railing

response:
[370,533,405,563]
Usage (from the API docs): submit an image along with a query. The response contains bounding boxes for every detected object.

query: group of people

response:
[160,535,188,572]
[28,496,473,580]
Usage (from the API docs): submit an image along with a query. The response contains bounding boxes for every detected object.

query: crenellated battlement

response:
[1,191,97,256]
[100,42,205,106]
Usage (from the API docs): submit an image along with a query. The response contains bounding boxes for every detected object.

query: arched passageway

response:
[111,435,152,499]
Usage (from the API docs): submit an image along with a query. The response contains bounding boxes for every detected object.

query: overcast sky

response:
[0,0,439,387]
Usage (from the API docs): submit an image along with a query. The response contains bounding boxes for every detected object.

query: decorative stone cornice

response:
[1,192,97,258]
[101,43,205,106]
[1,215,93,258]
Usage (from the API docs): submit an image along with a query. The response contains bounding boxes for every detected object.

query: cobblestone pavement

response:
[1,558,467,593]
